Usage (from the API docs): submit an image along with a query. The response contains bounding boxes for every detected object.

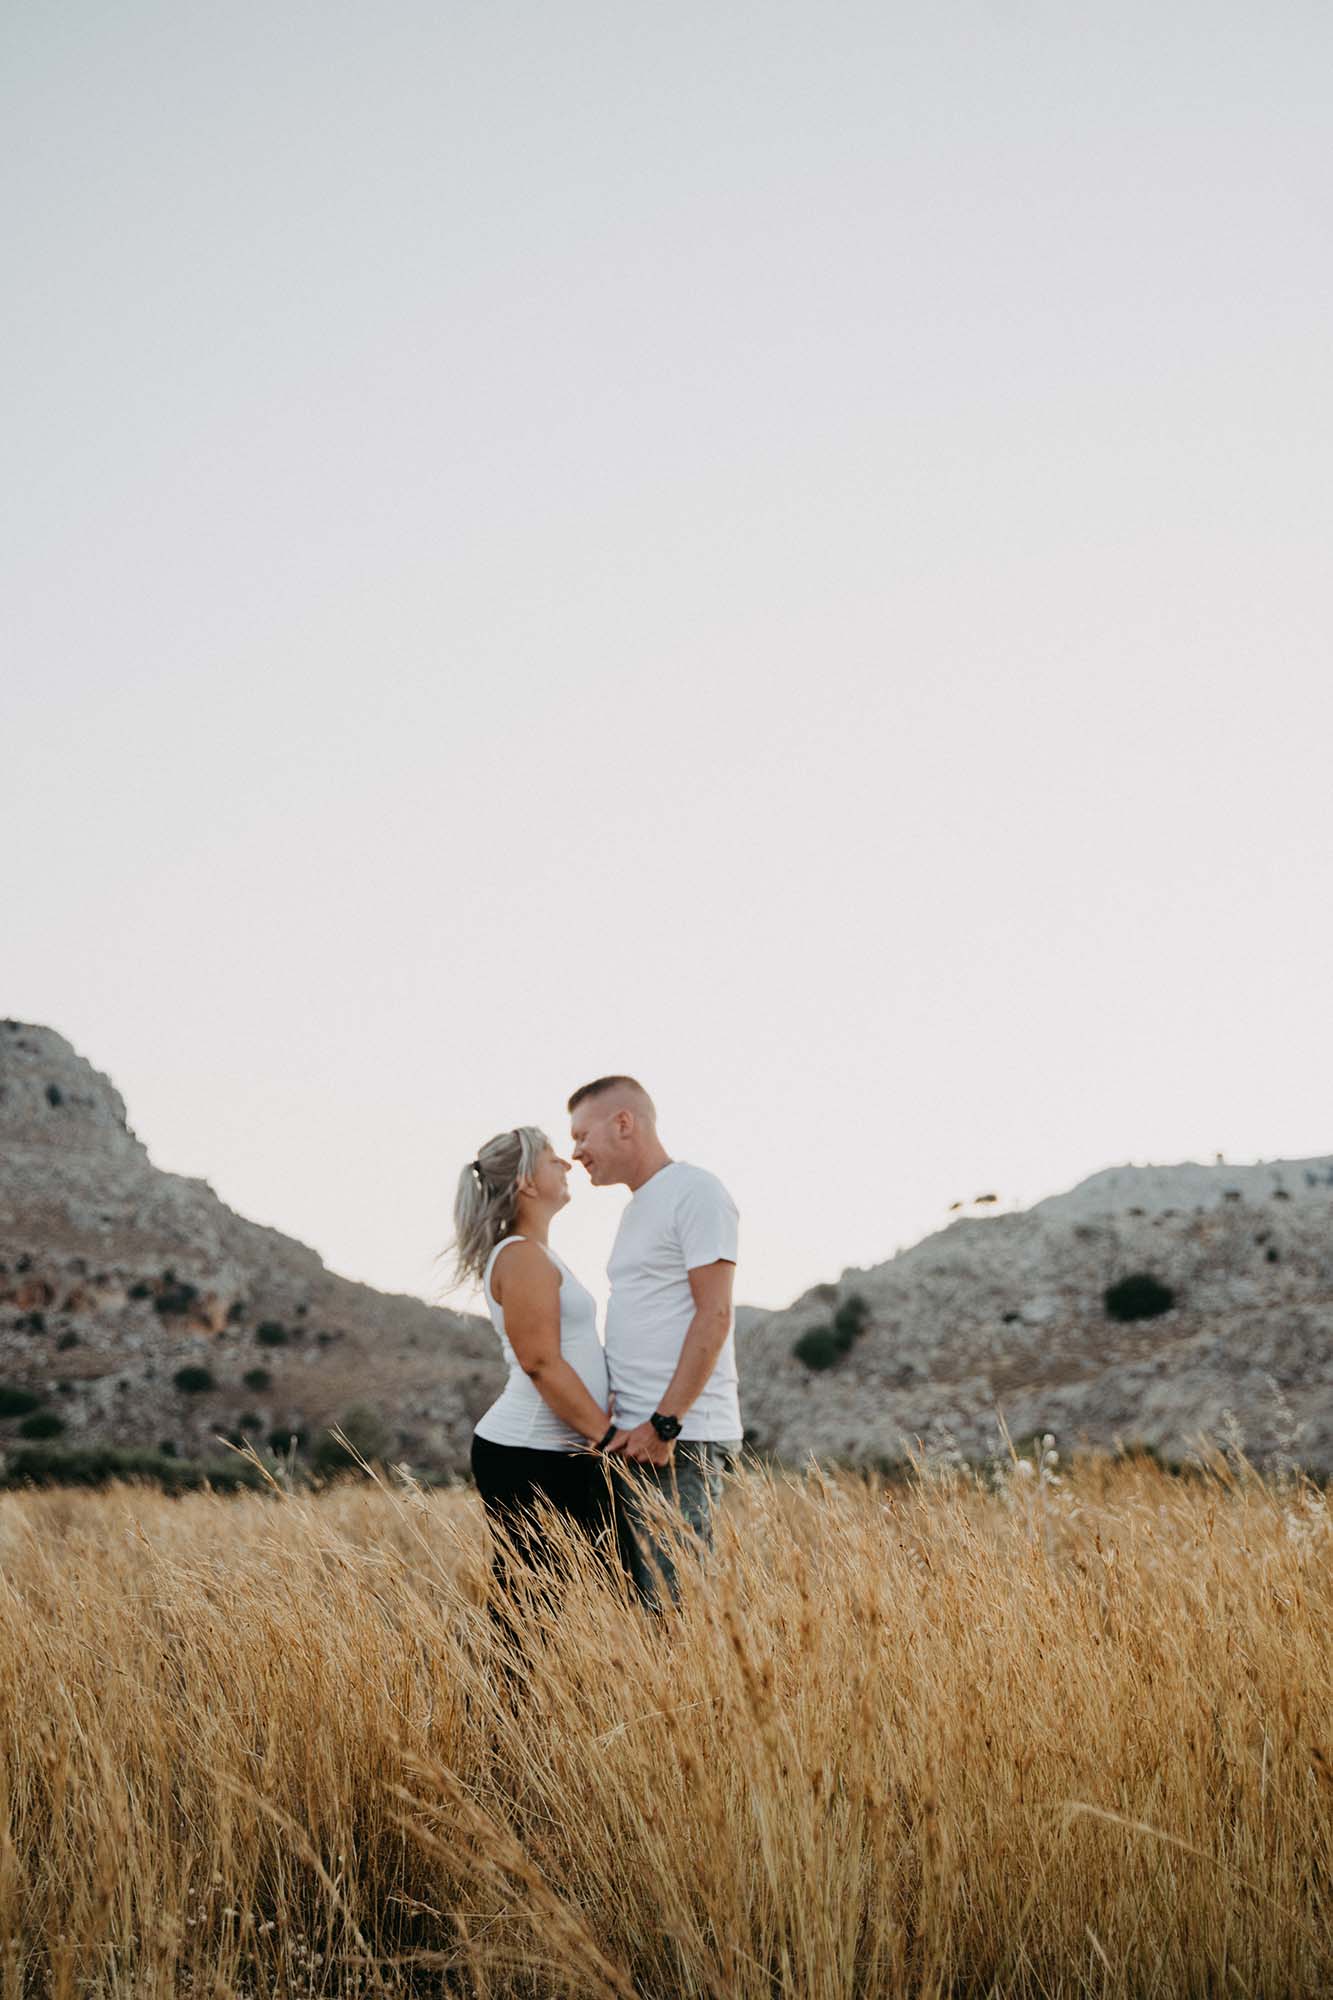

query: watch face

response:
[651,1413,681,1440]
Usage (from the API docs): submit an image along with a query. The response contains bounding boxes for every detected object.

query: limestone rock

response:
[0,1022,500,1476]
[739,1154,1333,1474]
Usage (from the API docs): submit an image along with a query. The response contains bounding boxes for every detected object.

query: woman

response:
[452,1125,618,1597]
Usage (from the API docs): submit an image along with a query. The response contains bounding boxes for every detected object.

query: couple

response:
[452,1074,741,1609]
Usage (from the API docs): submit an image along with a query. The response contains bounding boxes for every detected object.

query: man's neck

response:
[625,1143,672,1193]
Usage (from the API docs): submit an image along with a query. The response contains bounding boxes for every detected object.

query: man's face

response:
[570,1098,629,1186]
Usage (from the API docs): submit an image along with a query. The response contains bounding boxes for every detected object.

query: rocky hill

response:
[5,1021,1331,1482]
[0,1022,501,1477]
[738,1156,1333,1474]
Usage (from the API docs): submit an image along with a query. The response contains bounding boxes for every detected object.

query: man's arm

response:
[612,1261,735,1465]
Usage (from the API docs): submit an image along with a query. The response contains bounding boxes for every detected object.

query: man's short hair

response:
[567,1074,656,1118]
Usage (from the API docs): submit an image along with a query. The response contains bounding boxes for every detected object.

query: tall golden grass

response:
[0,1447,1330,1998]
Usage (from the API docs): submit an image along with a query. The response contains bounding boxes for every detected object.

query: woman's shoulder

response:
[488,1236,560,1300]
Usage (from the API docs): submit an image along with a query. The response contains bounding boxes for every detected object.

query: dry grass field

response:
[1,1447,1330,1999]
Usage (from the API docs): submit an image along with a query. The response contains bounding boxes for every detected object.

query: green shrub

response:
[1104,1274,1176,1322]
[242,1368,272,1392]
[793,1326,843,1371]
[832,1295,870,1349]
[236,1411,262,1431]
[173,1365,215,1394]
[268,1427,309,1455]
[18,1412,65,1440]
[0,1387,42,1417]
[312,1405,391,1475]
[154,1273,200,1317]
[56,1330,79,1350]
[255,1322,289,1347]
[0,1445,266,1494]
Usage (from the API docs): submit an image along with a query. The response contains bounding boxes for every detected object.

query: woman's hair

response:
[448,1124,549,1286]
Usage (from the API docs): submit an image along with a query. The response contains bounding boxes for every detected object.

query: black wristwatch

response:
[649,1412,682,1442]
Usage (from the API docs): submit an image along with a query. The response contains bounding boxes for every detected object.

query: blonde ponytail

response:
[448,1125,549,1286]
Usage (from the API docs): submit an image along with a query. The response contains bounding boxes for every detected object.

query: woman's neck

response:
[512,1202,551,1245]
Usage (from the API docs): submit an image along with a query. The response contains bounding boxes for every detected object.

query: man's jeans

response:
[614,1439,742,1610]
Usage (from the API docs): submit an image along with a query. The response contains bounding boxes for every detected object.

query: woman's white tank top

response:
[472,1235,609,1451]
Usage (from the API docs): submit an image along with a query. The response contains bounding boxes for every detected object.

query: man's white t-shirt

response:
[604,1161,742,1441]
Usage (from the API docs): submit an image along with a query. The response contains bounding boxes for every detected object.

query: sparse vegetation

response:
[172,1365,215,1394]
[154,1271,200,1316]
[312,1404,391,1474]
[1104,1271,1177,1321]
[242,1367,272,1391]
[268,1426,309,1455]
[0,1444,264,1492]
[16,1411,65,1440]
[0,1387,41,1417]
[832,1293,869,1345]
[255,1320,289,1347]
[793,1293,870,1370]
[791,1325,843,1370]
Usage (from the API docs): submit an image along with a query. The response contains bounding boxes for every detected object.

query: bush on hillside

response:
[154,1272,200,1317]
[0,1387,42,1417]
[793,1326,843,1371]
[242,1368,272,1392]
[18,1412,65,1440]
[255,1322,289,1347]
[0,1444,267,1494]
[1104,1273,1177,1323]
[268,1427,309,1455]
[173,1365,215,1394]
[312,1405,391,1475]
[833,1295,870,1348]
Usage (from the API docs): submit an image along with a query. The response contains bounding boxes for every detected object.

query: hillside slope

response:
[0,1022,501,1475]
[738,1155,1333,1473]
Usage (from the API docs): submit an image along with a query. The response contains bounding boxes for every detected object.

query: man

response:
[568,1074,741,1606]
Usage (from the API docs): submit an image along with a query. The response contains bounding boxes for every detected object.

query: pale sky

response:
[5,1,1331,1315]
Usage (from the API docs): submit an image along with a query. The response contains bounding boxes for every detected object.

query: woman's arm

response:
[492,1241,610,1444]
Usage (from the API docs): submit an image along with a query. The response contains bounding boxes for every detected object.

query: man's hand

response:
[608,1420,676,1466]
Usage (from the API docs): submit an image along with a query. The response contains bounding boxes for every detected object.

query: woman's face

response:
[526,1143,572,1212]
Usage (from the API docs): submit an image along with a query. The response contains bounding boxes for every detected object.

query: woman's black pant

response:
[470,1433,618,1603]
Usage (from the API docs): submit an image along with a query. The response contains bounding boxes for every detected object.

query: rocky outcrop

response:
[738,1155,1333,1474]
[6,1021,1331,1479]
[0,1022,501,1475]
